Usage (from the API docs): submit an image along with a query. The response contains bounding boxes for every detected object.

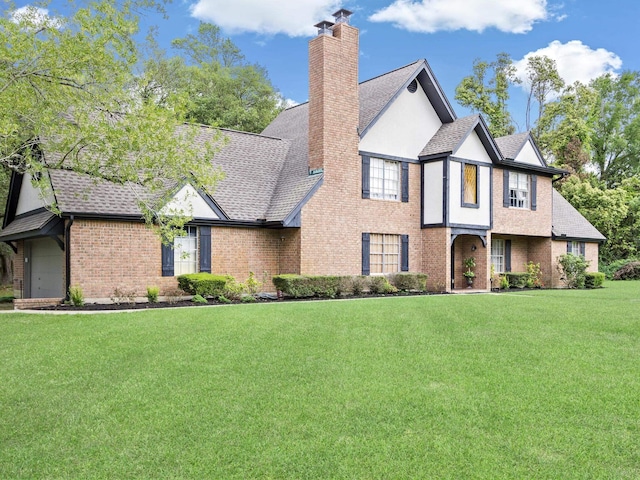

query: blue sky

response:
[12,0,640,131]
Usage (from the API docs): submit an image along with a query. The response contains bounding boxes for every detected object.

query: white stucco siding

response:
[160,184,219,220]
[449,162,491,227]
[515,139,544,166]
[423,161,444,224]
[16,173,54,215]
[454,131,493,164]
[359,82,442,159]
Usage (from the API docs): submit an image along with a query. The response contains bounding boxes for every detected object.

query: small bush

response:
[499,275,510,290]
[612,261,640,280]
[68,286,84,306]
[110,287,136,305]
[192,294,208,304]
[272,274,316,298]
[557,253,590,288]
[369,276,398,294]
[241,295,257,303]
[224,278,247,301]
[177,273,229,297]
[388,273,428,292]
[146,286,159,303]
[525,262,544,288]
[505,273,530,289]
[246,271,261,295]
[163,288,183,304]
[217,295,232,304]
[343,276,368,296]
[585,272,605,288]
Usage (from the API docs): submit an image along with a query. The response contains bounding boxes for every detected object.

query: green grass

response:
[1,282,639,479]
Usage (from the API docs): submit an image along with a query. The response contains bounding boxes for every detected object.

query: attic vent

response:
[407,79,418,93]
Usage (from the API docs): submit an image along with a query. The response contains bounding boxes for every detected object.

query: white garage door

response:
[27,237,64,298]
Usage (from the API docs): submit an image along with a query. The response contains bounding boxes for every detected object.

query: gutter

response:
[64,215,74,302]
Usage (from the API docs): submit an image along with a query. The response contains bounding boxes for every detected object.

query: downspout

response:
[64,215,74,302]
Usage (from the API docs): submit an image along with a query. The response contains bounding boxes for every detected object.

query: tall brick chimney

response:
[308,9,359,177]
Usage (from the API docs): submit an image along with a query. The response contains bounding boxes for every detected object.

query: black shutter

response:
[161,240,174,277]
[401,234,409,271]
[579,242,586,257]
[362,232,370,275]
[505,239,512,272]
[401,162,409,203]
[362,156,370,199]
[531,175,537,211]
[199,226,211,273]
[567,241,571,253]
[503,169,510,207]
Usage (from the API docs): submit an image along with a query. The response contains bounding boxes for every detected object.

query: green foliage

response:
[612,261,640,280]
[388,273,428,292]
[146,286,159,304]
[523,55,564,135]
[0,1,223,236]
[463,257,476,278]
[245,271,261,295]
[217,295,232,304]
[601,258,640,279]
[192,294,208,304]
[68,286,84,306]
[177,273,229,297]
[272,274,342,298]
[368,276,398,295]
[585,272,605,288]
[499,275,510,290]
[525,261,544,288]
[557,253,590,288]
[163,288,182,304]
[340,276,368,296]
[505,273,530,289]
[139,23,283,133]
[240,295,257,303]
[454,53,518,137]
[223,279,247,301]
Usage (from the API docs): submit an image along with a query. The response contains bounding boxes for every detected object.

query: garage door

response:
[26,237,64,298]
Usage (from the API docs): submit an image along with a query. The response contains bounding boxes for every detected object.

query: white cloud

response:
[189,0,342,37]
[513,40,622,88]
[369,0,557,34]
[11,5,61,29]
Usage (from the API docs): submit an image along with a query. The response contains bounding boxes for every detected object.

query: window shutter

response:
[505,239,512,272]
[362,232,370,275]
[161,240,174,277]
[401,234,409,271]
[567,241,571,253]
[503,169,510,207]
[362,156,370,199]
[531,175,537,211]
[401,162,409,203]
[199,226,211,273]
[579,242,586,257]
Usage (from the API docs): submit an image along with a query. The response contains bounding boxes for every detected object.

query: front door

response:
[25,237,64,298]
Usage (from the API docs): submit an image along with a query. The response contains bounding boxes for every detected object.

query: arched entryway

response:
[451,230,488,291]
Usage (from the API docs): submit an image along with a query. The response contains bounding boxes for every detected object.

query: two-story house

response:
[0,9,604,305]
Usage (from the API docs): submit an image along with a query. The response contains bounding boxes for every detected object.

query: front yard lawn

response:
[1,282,639,478]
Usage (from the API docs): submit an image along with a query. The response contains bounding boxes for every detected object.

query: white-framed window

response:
[567,241,585,256]
[174,226,198,275]
[370,157,400,201]
[491,239,505,273]
[509,172,530,209]
[370,233,400,274]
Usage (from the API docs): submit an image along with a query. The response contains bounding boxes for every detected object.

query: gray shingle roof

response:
[552,189,605,241]
[0,210,60,240]
[419,114,480,157]
[494,132,529,160]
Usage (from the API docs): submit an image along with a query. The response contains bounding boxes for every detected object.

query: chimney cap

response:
[314,20,335,35]
[333,9,353,23]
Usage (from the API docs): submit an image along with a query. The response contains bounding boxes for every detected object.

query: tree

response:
[0,1,222,234]
[138,23,283,133]
[455,53,519,137]
[523,55,564,136]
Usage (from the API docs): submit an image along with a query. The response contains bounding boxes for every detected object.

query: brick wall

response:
[421,227,450,291]
[12,241,24,298]
[453,235,488,290]
[493,168,553,237]
[551,240,600,288]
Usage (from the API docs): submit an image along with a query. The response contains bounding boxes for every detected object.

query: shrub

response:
[192,294,208,304]
[525,262,544,288]
[346,276,368,295]
[246,271,261,295]
[241,295,257,303]
[612,261,640,280]
[146,286,159,303]
[505,273,530,289]
[585,272,605,288]
[163,288,183,304]
[110,287,136,305]
[177,273,229,297]
[224,279,247,301]
[499,275,510,290]
[369,276,398,294]
[388,273,428,292]
[272,274,316,298]
[217,295,232,304]
[601,258,639,279]
[68,285,84,306]
[557,253,590,288]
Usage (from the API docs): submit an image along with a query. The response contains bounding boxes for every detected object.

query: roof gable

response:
[159,184,223,220]
[552,190,606,241]
[495,132,547,167]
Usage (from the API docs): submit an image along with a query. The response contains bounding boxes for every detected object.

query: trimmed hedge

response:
[273,273,428,298]
[177,273,229,297]
[388,273,428,292]
[505,272,530,289]
[585,272,605,288]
